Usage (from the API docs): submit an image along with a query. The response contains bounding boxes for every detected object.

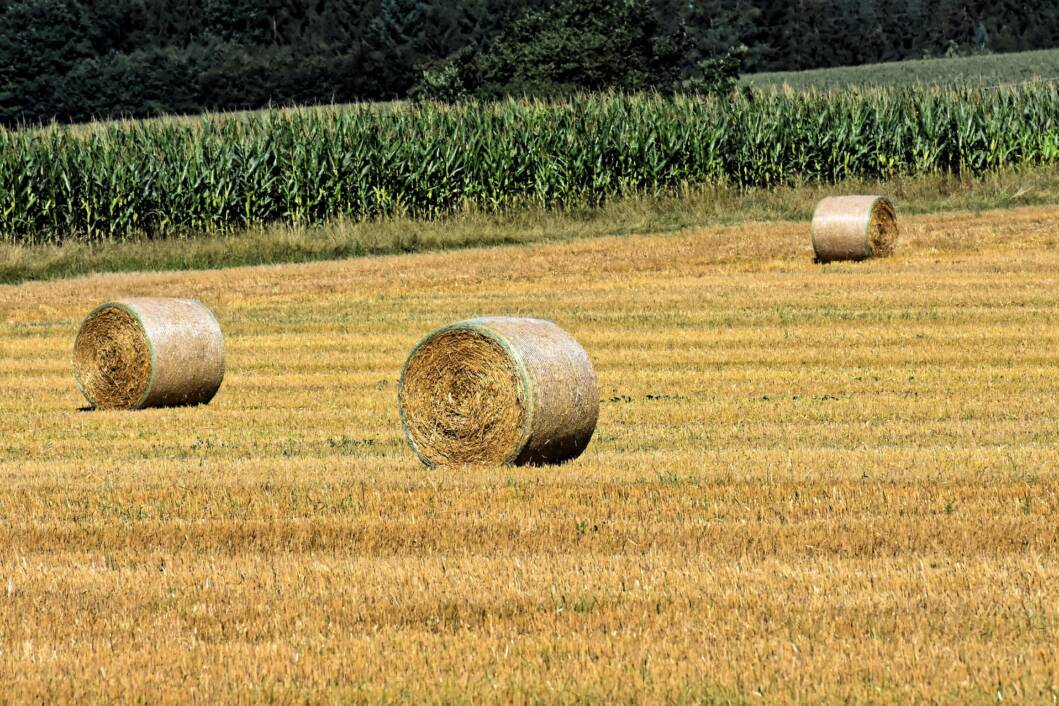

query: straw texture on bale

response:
[398,317,598,466]
[811,195,898,263]
[74,298,225,409]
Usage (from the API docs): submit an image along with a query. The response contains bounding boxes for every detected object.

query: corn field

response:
[2,85,1058,244]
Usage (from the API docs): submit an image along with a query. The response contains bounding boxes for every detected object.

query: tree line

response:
[1,0,1057,125]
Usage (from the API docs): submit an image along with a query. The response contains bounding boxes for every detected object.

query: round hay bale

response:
[811,195,898,263]
[73,298,225,410]
[398,317,598,466]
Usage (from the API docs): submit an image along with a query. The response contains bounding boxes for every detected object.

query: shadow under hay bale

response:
[398,317,598,467]
[73,298,225,410]
[811,195,898,263]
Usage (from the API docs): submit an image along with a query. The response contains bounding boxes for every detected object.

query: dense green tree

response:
[363,0,429,98]
[0,0,99,122]
[0,0,1057,124]
[476,0,687,96]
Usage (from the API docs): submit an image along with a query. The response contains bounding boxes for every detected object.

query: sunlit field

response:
[1,206,1058,703]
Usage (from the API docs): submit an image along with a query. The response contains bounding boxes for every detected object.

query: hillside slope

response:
[744,47,1059,90]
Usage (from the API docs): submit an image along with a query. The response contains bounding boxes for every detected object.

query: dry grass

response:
[1,205,1058,704]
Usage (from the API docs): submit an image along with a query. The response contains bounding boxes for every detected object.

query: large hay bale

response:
[811,195,898,263]
[398,317,598,466]
[73,298,225,409]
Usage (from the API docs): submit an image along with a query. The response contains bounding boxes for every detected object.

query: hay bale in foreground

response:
[74,298,225,409]
[811,195,898,263]
[398,317,598,466]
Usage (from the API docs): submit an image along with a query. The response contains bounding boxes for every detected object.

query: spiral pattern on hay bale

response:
[398,317,598,466]
[811,195,898,263]
[74,298,225,409]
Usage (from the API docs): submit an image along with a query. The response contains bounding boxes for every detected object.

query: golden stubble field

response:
[1,206,1058,704]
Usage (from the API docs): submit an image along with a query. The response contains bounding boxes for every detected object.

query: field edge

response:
[3,166,1058,286]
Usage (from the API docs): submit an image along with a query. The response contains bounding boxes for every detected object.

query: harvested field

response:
[1,206,1058,704]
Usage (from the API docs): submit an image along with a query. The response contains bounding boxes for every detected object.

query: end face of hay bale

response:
[811,195,898,263]
[398,317,598,467]
[73,298,225,410]
[399,326,528,465]
[73,304,152,409]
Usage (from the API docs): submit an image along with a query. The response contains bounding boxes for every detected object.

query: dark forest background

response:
[2,0,1058,125]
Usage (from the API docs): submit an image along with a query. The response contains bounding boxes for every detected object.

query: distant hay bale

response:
[398,317,598,466]
[811,195,898,263]
[74,298,225,410]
